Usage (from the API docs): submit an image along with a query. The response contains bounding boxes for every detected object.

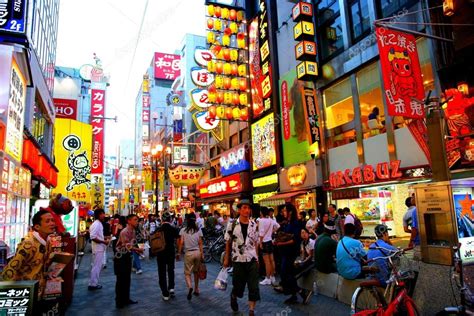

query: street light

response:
[151,144,173,215]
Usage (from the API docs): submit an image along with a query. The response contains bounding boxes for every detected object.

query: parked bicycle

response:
[203,231,225,263]
[351,247,419,316]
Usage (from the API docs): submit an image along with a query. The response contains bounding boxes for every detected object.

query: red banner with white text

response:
[376,27,425,119]
[91,89,105,174]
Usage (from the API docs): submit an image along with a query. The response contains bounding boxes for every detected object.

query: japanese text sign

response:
[251,113,276,170]
[54,98,77,120]
[168,164,205,187]
[219,143,250,176]
[0,0,27,35]
[0,281,38,316]
[154,53,181,80]
[376,28,425,119]
[90,89,105,174]
[198,173,242,199]
[5,58,26,163]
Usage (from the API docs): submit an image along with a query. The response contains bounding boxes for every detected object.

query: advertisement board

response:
[154,53,181,80]
[52,119,92,206]
[220,143,250,176]
[251,113,276,171]
[90,89,105,174]
[0,0,28,35]
[198,174,242,199]
[54,98,77,120]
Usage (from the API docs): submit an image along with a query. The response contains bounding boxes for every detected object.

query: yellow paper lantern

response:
[222,34,231,46]
[207,60,216,73]
[208,92,216,103]
[231,78,239,90]
[217,48,225,60]
[214,19,222,31]
[207,31,215,44]
[230,49,239,62]
[237,38,245,49]
[207,5,215,16]
[215,75,224,89]
[222,8,230,19]
[230,22,238,34]
[223,63,232,75]
[237,11,244,22]
[232,107,241,120]
[216,106,225,118]
[224,92,233,105]
[239,93,248,106]
[238,64,246,77]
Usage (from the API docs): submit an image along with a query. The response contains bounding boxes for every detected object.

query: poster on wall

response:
[251,113,276,170]
[5,58,26,163]
[279,69,312,167]
[376,27,425,119]
[52,119,92,206]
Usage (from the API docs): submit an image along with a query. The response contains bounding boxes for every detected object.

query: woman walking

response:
[177,212,204,300]
[258,206,279,286]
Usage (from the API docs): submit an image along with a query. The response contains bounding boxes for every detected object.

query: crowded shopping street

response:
[0,0,473,315]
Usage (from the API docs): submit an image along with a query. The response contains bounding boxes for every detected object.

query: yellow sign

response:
[142,76,149,93]
[168,163,205,187]
[297,61,318,79]
[251,113,277,171]
[143,168,153,191]
[53,119,92,205]
[91,182,104,209]
[293,21,314,40]
[287,165,307,186]
[252,174,278,188]
[5,58,26,162]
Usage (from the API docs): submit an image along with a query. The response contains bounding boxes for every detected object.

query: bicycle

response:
[351,247,420,316]
[203,232,225,263]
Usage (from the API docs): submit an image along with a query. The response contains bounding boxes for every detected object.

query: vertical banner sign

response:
[376,28,425,119]
[90,89,105,174]
[154,53,181,80]
[91,182,104,210]
[249,17,263,117]
[5,58,26,163]
[303,87,321,147]
[53,119,92,206]
[0,0,28,34]
[142,75,150,137]
[53,98,77,120]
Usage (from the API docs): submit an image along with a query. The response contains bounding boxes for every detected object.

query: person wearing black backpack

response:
[343,207,363,239]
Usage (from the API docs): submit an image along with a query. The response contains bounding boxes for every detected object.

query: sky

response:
[55,0,206,156]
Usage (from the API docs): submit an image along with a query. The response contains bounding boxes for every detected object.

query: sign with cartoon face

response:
[376,28,425,119]
[53,119,92,205]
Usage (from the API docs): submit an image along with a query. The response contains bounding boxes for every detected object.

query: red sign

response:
[180,201,192,208]
[54,98,77,120]
[407,120,430,163]
[198,174,242,199]
[142,109,150,122]
[281,80,290,140]
[91,89,105,174]
[376,28,425,119]
[143,94,151,108]
[154,53,181,80]
[249,17,264,118]
[329,160,403,189]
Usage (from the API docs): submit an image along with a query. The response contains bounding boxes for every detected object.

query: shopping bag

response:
[214,267,228,291]
[198,261,207,280]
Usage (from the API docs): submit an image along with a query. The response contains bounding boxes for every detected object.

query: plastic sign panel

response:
[220,143,250,176]
[154,53,181,80]
[5,58,26,163]
[0,281,38,316]
[199,173,242,199]
[251,113,276,170]
[190,88,211,110]
[191,67,215,87]
[90,89,105,174]
[0,0,28,35]
[376,27,425,119]
[53,119,92,206]
[168,163,205,187]
[54,98,77,120]
[194,47,215,67]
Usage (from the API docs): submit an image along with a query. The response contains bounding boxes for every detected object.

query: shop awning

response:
[197,193,246,205]
[259,190,308,206]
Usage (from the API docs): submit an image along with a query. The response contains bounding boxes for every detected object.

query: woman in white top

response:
[177,213,204,300]
[305,209,318,238]
[258,206,280,285]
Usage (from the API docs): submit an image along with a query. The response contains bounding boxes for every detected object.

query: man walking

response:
[328,204,342,240]
[156,211,179,301]
[223,199,260,316]
[89,209,108,290]
[114,214,143,308]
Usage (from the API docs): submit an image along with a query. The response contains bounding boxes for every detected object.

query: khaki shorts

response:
[184,250,201,275]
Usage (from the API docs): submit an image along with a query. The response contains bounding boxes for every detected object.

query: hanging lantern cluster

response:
[205,4,250,122]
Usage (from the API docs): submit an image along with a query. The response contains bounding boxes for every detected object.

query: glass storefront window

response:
[318,0,343,60]
[349,0,371,42]
[323,77,355,148]
[317,0,340,25]
[377,0,417,18]
[356,63,386,139]
[32,101,47,149]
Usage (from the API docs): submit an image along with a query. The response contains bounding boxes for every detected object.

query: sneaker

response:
[259,278,272,285]
[187,288,193,301]
[270,276,276,284]
[284,294,298,304]
[132,268,137,272]
[136,269,143,275]
[169,289,175,297]
[162,295,170,301]
[227,267,233,274]
[230,294,238,312]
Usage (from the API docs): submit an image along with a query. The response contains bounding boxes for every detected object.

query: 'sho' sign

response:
[54,98,78,120]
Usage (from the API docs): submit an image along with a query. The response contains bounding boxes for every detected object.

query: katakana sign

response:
[0,280,38,316]
[90,89,105,174]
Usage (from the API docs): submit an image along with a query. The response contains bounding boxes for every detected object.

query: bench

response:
[336,277,369,305]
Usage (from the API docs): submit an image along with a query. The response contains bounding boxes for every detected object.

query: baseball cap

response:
[237,199,251,208]
[374,224,392,237]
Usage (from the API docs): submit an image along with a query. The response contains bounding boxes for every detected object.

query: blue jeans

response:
[132,252,142,270]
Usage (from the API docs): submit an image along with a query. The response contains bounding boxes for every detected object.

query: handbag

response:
[274,231,294,243]
[198,261,207,280]
[150,229,166,255]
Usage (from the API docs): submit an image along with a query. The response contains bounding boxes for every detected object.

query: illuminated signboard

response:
[287,164,307,186]
[54,98,78,120]
[90,89,105,174]
[0,0,28,35]
[154,53,181,80]
[168,163,205,187]
[199,173,242,199]
[251,113,276,171]
[252,173,278,188]
[220,143,250,176]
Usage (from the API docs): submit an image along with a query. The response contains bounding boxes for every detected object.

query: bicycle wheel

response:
[203,246,212,263]
[352,287,382,314]
[211,244,225,262]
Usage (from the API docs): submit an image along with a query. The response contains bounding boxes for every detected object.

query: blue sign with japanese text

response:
[0,0,27,35]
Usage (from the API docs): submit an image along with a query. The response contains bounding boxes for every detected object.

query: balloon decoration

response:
[199,4,250,122]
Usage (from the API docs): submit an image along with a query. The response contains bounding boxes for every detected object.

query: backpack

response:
[150,228,166,255]
[350,214,364,238]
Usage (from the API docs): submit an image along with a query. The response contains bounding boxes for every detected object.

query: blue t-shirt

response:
[336,236,367,280]
[367,239,397,286]
[411,208,420,246]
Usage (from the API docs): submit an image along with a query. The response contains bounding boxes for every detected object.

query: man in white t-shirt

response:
[89,209,109,290]
[258,207,280,285]
[305,209,318,237]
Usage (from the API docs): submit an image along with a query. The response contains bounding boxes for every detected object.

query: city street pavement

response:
[67,248,350,316]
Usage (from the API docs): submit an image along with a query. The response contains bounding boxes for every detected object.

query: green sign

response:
[279,69,312,167]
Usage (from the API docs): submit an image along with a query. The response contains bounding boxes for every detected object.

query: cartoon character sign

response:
[63,135,91,191]
[376,28,425,119]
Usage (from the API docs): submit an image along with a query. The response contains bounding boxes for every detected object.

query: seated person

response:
[367,224,397,287]
[314,221,338,274]
[299,228,315,267]
[336,223,367,280]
